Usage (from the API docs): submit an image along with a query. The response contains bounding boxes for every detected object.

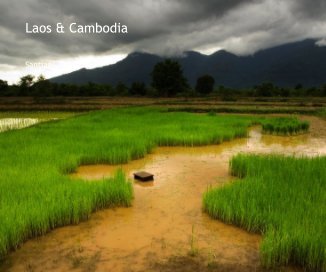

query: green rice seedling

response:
[261,117,309,135]
[0,107,306,258]
[203,154,326,271]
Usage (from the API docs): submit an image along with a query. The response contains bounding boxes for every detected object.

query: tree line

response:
[1,60,326,97]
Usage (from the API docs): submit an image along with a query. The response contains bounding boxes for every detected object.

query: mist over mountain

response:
[51,39,326,88]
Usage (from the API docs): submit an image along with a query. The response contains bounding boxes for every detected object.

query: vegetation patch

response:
[203,154,326,271]
[0,107,310,259]
[261,117,309,135]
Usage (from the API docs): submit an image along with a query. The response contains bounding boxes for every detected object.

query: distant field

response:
[0,96,326,113]
[0,111,77,119]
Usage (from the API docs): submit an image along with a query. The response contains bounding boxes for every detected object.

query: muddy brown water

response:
[1,116,326,272]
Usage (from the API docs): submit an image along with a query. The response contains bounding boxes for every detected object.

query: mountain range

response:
[51,39,326,88]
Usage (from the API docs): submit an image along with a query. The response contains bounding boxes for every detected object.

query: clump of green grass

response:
[261,117,309,135]
[203,154,326,271]
[0,107,307,259]
[0,170,132,257]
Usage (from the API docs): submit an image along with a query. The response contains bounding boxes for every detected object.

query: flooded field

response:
[0,112,77,132]
[1,116,325,272]
[0,118,40,132]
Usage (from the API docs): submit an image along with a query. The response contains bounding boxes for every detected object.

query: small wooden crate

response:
[133,171,154,182]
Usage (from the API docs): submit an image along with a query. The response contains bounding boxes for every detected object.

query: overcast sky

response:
[1,0,326,83]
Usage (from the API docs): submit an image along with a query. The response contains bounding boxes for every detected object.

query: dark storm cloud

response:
[292,0,326,19]
[0,0,326,67]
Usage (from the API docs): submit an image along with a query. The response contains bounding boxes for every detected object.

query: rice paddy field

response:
[204,155,325,271]
[0,106,325,272]
[0,96,326,112]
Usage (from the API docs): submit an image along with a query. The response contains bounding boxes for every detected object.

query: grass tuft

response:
[261,117,309,135]
[203,154,326,271]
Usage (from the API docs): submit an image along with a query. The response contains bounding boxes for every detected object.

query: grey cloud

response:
[126,0,326,56]
[0,0,326,70]
[292,0,326,19]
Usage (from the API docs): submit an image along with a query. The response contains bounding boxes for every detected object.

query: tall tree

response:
[19,74,35,88]
[0,79,8,92]
[195,75,215,95]
[255,82,274,97]
[19,74,35,96]
[115,82,129,96]
[33,75,53,96]
[129,82,146,96]
[151,59,188,96]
